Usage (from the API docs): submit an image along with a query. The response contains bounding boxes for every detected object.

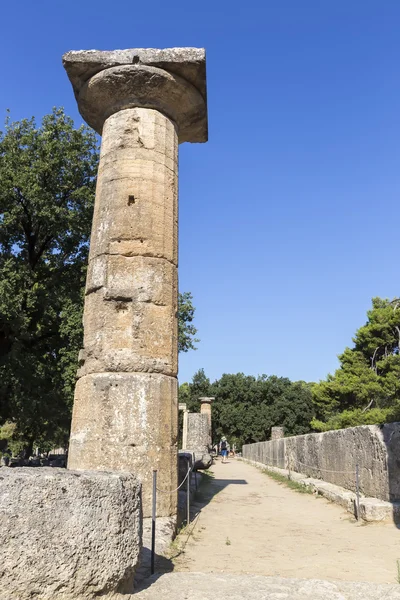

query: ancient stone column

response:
[179,403,189,450]
[271,426,285,440]
[186,413,210,453]
[63,48,207,518]
[199,396,214,446]
[182,409,189,450]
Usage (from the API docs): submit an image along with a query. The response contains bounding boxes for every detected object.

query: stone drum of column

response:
[271,426,285,440]
[63,48,208,518]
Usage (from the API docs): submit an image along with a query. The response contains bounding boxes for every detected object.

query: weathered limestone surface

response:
[186,413,210,453]
[78,109,178,377]
[133,573,400,600]
[135,516,176,584]
[193,453,213,471]
[242,423,400,501]
[64,48,207,518]
[360,497,400,522]
[271,426,284,440]
[69,372,177,515]
[63,48,207,143]
[179,403,189,450]
[68,108,178,517]
[199,397,213,446]
[0,468,141,600]
[178,451,193,484]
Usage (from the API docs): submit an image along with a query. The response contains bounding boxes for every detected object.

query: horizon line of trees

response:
[1,109,399,455]
[181,296,400,448]
[179,369,314,450]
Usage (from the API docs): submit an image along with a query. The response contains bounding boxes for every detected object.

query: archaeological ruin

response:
[0,47,208,600]
[63,48,208,518]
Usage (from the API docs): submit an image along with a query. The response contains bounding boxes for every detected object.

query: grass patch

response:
[168,537,182,556]
[203,469,215,478]
[263,468,313,494]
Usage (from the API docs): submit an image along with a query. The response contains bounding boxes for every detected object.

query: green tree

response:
[179,370,314,450]
[0,108,98,454]
[187,368,211,412]
[312,297,400,431]
[211,374,313,448]
[178,292,199,353]
[0,109,200,454]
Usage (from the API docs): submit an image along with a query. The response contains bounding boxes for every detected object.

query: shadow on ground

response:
[135,548,175,586]
[189,462,247,520]
[136,461,248,589]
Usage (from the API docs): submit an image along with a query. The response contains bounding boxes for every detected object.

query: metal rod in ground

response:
[151,469,157,575]
[355,464,360,521]
[187,461,190,526]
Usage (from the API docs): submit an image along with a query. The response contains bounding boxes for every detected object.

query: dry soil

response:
[170,458,400,584]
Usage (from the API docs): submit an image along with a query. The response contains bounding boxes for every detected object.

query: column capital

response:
[199,397,215,404]
[63,47,208,144]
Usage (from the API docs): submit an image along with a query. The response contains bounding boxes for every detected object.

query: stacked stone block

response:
[63,48,208,518]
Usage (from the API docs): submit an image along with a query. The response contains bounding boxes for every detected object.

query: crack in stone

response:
[89,251,178,267]
[85,283,171,308]
[78,370,177,379]
[99,149,177,170]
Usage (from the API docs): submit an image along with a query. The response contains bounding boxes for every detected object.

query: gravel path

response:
[171,458,400,584]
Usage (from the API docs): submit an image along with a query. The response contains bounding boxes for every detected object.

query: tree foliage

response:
[0,108,98,453]
[312,297,400,431]
[179,370,314,449]
[0,109,200,454]
[178,292,199,353]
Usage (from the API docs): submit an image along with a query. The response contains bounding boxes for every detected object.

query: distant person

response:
[220,436,229,464]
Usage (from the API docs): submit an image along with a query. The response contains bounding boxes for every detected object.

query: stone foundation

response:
[68,371,178,516]
[133,572,400,600]
[0,468,141,600]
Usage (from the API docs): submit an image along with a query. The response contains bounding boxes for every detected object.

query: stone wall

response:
[186,413,210,453]
[0,468,142,600]
[242,423,400,502]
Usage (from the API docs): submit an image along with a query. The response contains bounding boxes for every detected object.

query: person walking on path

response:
[220,436,229,463]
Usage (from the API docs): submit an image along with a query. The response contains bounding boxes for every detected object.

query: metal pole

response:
[151,469,157,574]
[187,460,190,526]
[355,464,360,521]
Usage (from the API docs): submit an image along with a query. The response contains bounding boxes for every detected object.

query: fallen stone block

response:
[301,478,357,513]
[178,451,193,485]
[360,497,400,523]
[193,452,212,471]
[0,467,142,600]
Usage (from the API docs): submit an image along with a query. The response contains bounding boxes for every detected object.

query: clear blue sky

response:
[1,1,399,385]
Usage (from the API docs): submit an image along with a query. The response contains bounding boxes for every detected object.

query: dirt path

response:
[171,458,400,584]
